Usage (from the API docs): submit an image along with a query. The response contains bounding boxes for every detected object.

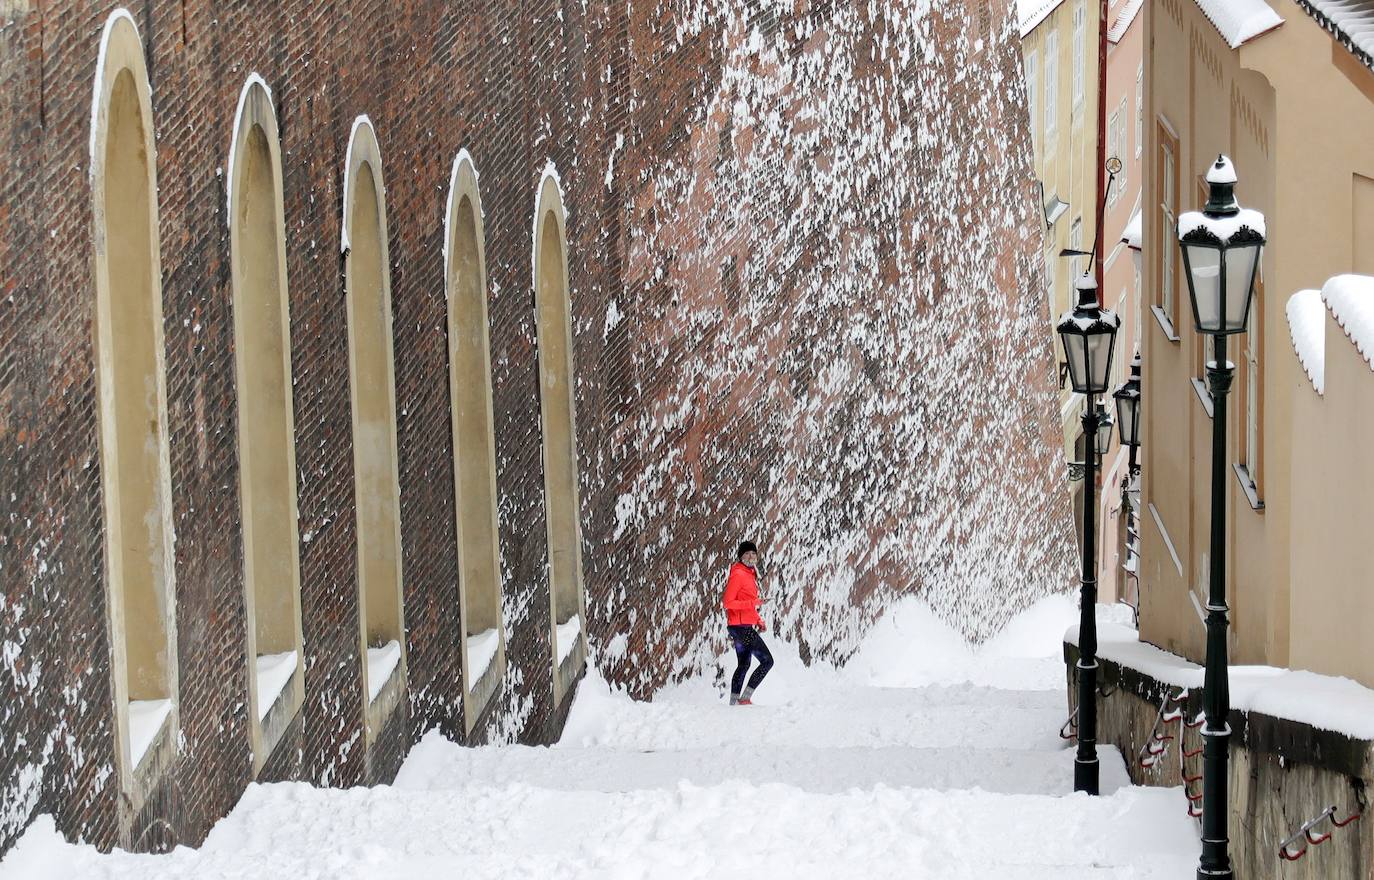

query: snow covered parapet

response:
[1287,274,1374,395]
[1067,621,1374,739]
[1288,288,1326,394]
[1190,0,1284,48]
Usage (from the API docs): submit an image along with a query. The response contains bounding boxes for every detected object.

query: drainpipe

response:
[1095,0,1109,304]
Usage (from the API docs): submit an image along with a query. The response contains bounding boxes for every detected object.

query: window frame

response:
[1153,119,1181,339]
[1045,31,1060,143]
[1072,1,1086,107]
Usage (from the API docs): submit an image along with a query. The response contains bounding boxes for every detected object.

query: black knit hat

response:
[737,540,758,559]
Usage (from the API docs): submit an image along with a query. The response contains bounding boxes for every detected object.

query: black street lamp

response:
[1113,352,1142,478]
[1177,155,1265,880]
[1092,403,1114,459]
[1056,272,1120,795]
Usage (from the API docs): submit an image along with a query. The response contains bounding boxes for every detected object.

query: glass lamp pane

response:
[1062,333,1088,392]
[1224,244,1261,331]
[1096,416,1113,455]
[1087,331,1115,392]
[1116,398,1137,446]
[1186,244,1221,331]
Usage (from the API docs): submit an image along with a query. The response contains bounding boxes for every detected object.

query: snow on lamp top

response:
[1178,155,1265,336]
[1056,273,1120,395]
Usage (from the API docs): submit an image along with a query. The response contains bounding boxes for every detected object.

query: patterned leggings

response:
[728,624,774,695]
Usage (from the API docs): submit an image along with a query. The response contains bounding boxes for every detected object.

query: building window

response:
[1072,2,1086,106]
[228,75,305,772]
[1107,106,1122,206]
[1117,99,1129,191]
[1070,215,1084,275]
[444,152,506,732]
[1237,273,1264,501]
[90,10,180,815]
[1155,121,1179,328]
[1025,51,1039,157]
[1045,32,1059,142]
[1045,241,1057,302]
[533,166,588,705]
[342,117,407,740]
[1135,64,1144,157]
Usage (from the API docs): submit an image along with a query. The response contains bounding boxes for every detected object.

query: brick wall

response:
[0,0,1073,855]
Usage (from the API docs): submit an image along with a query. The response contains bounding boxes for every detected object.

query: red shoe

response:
[737,699,753,706]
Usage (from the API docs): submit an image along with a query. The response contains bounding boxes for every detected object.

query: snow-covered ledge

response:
[1067,621,1374,741]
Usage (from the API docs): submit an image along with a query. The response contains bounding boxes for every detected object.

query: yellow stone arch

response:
[444,151,506,732]
[227,74,305,771]
[532,166,587,703]
[342,116,407,740]
[89,8,179,818]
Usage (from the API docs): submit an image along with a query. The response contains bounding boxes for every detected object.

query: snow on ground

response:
[1,593,1198,879]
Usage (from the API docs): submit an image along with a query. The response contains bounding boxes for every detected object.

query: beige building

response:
[1139,0,1374,683]
[1019,0,1142,596]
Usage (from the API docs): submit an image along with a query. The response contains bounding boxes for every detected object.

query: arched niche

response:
[89,9,179,815]
[227,74,305,772]
[532,167,587,704]
[341,117,407,740]
[444,152,506,732]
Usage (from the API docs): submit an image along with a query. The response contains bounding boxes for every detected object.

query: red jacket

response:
[722,562,762,627]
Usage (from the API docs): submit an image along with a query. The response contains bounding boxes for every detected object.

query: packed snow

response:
[465,628,501,684]
[2,594,1200,878]
[253,651,297,722]
[125,699,171,770]
[365,641,401,703]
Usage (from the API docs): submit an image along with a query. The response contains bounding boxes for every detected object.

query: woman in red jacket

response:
[722,540,773,705]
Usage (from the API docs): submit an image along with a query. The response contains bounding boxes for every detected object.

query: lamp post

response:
[1056,272,1121,795]
[1113,352,1142,478]
[1177,155,1266,880]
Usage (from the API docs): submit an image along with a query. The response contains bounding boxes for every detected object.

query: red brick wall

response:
[0,0,1072,855]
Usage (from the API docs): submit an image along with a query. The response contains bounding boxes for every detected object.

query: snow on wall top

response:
[1069,620,1374,739]
[1192,0,1284,48]
[226,73,274,220]
[89,8,140,181]
[1296,0,1374,72]
[1018,0,1067,37]
[1320,273,1374,375]
[1121,209,1142,250]
[1108,0,1145,43]
[1287,288,1326,394]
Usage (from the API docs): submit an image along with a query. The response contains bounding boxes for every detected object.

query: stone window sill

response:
[1190,377,1214,418]
[464,644,506,735]
[1152,305,1181,342]
[365,657,405,743]
[254,667,303,774]
[1233,463,1264,511]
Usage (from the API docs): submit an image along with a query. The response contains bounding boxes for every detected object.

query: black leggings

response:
[728,625,774,695]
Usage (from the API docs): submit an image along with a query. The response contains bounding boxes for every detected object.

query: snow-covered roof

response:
[1018,0,1067,37]
[1192,0,1285,47]
[1321,273,1374,374]
[1108,0,1145,43]
[1288,288,1326,394]
[1120,209,1142,250]
[1296,0,1374,72]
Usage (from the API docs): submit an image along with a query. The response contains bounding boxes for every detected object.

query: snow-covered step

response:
[397,734,1132,796]
[561,694,1069,751]
[8,776,1197,878]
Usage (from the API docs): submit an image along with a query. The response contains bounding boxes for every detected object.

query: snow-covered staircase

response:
[2,599,1202,878]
